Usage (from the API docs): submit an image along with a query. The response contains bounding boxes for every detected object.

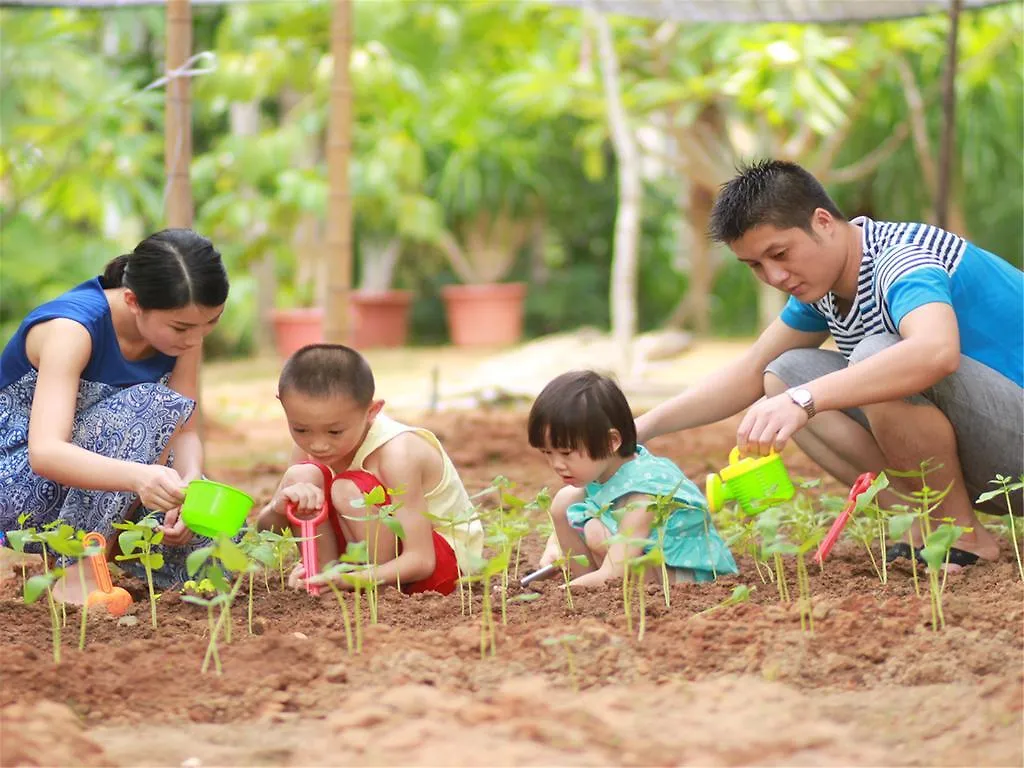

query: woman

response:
[0,229,229,595]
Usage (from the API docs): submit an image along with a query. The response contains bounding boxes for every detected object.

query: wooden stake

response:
[325,0,353,343]
[936,0,962,230]
[165,0,193,229]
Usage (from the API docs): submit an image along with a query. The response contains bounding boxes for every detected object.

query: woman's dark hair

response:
[528,370,636,459]
[101,229,229,310]
[709,159,845,244]
[278,344,376,408]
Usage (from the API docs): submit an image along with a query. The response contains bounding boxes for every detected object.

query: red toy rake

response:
[813,472,877,565]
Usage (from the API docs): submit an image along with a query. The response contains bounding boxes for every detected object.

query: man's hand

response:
[737,393,809,456]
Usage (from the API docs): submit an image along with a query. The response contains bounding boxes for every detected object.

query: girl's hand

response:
[538,533,562,568]
[134,465,187,512]
[288,562,307,590]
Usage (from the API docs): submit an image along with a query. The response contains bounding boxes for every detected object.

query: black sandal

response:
[885,542,980,567]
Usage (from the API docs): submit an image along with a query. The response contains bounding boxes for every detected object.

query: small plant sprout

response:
[755,508,791,604]
[113,514,165,628]
[541,634,581,692]
[238,527,278,635]
[7,513,36,590]
[624,545,662,642]
[345,484,406,624]
[24,563,65,664]
[459,549,508,658]
[647,490,684,608]
[977,475,1024,582]
[887,507,922,595]
[184,536,250,672]
[318,541,373,654]
[918,522,967,631]
[257,527,300,591]
[784,495,828,633]
[35,524,89,632]
[551,552,588,610]
[839,474,891,583]
[698,584,755,617]
[426,504,480,617]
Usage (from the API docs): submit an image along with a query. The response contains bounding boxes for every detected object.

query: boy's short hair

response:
[709,159,845,244]
[528,370,636,459]
[278,344,375,407]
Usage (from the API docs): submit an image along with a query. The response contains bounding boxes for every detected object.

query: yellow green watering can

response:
[706,447,795,516]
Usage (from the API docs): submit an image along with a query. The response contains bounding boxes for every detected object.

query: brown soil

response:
[2,411,1022,767]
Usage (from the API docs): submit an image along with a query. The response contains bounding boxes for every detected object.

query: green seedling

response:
[647,488,686,608]
[426,504,481,617]
[459,549,509,658]
[318,541,374,654]
[257,527,300,591]
[186,535,249,650]
[918,522,967,631]
[550,552,588,611]
[34,524,98,646]
[113,514,165,628]
[182,578,217,596]
[839,474,891,583]
[977,474,1024,582]
[887,507,922,595]
[541,634,581,692]
[624,544,662,642]
[755,508,791,604]
[697,584,755,616]
[238,527,279,635]
[345,484,406,624]
[24,565,65,664]
[784,495,827,633]
[7,514,36,591]
[180,590,236,674]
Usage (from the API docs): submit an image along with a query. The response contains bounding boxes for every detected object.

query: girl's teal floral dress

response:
[567,446,738,581]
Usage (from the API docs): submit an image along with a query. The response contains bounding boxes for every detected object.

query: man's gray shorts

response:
[765,334,1023,516]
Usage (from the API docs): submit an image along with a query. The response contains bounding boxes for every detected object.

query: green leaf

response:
[363,485,387,506]
[6,529,34,553]
[142,553,165,571]
[24,573,55,604]
[888,512,916,539]
[381,517,406,540]
[186,546,215,577]
[216,538,249,572]
[118,529,144,556]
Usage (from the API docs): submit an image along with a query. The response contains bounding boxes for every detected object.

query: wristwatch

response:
[786,387,816,419]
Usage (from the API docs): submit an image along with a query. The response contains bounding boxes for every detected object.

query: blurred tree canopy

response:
[1,1,1020,353]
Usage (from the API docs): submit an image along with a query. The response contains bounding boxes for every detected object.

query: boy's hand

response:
[277,482,325,515]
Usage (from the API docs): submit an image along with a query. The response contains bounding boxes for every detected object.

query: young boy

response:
[257,344,482,594]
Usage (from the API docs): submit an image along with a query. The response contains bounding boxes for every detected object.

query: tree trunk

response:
[667,182,716,333]
[591,7,640,377]
[164,0,192,228]
[230,101,275,356]
[325,0,353,343]
[358,238,401,292]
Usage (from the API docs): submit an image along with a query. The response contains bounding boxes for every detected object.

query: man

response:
[635,159,1023,567]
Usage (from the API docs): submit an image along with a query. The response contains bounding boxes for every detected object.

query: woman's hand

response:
[134,465,187,512]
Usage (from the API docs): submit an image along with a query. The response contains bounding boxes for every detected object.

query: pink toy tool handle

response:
[813,472,876,565]
[82,532,114,593]
[285,500,328,596]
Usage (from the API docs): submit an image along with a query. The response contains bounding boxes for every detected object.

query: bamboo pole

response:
[165,0,193,228]
[936,0,962,229]
[324,0,353,343]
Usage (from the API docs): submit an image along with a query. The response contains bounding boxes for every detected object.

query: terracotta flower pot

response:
[440,282,527,347]
[270,307,323,359]
[350,289,414,349]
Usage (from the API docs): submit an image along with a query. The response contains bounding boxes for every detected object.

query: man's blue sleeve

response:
[884,266,953,329]
[779,295,829,332]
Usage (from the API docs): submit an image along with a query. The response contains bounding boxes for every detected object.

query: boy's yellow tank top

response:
[352,413,483,570]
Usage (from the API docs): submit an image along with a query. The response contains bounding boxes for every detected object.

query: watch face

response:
[791,388,812,406]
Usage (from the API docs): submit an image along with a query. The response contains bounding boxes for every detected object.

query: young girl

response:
[0,229,229,594]
[257,344,483,594]
[529,370,738,587]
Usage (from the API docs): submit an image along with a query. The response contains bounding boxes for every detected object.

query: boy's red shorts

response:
[301,461,459,595]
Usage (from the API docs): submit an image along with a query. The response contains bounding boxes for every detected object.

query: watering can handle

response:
[729,446,777,464]
[82,532,114,594]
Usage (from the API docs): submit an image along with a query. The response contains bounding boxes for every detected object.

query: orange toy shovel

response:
[83,533,133,617]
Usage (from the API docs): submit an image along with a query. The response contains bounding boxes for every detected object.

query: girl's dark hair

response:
[709,159,845,244]
[528,370,636,459]
[278,344,376,408]
[101,229,229,310]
